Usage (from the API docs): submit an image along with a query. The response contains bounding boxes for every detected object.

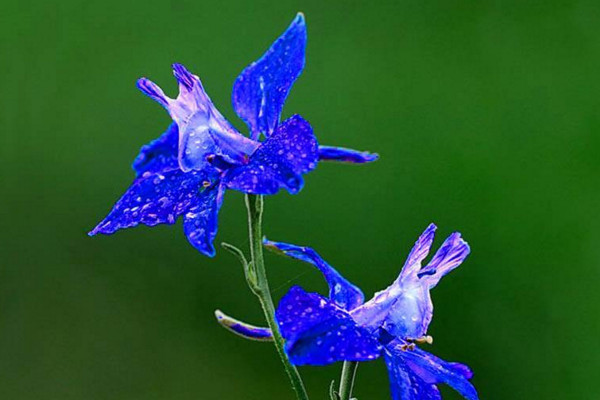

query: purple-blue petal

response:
[132,123,179,176]
[264,239,364,310]
[136,77,169,109]
[352,225,472,339]
[276,286,382,366]
[182,182,225,257]
[137,64,258,173]
[399,223,437,280]
[385,348,442,400]
[223,115,318,195]
[224,322,272,341]
[350,224,439,338]
[232,13,306,139]
[89,169,212,236]
[418,232,470,287]
[215,310,273,341]
[381,285,433,340]
[318,145,379,164]
[385,342,479,400]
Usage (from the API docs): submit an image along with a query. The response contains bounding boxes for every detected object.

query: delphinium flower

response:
[224,224,478,400]
[89,13,377,257]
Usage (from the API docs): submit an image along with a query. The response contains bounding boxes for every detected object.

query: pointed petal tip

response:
[136,77,149,92]
[349,151,379,163]
[203,247,217,258]
[418,222,437,242]
[188,238,217,258]
[285,175,304,195]
[449,362,474,380]
[419,229,472,283]
[172,63,195,90]
[463,239,471,254]
[136,77,153,91]
[295,12,306,25]
[457,234,471,256]
[214,309,274,341]
[263,238,286,254]
[136,77,170,107]
[448,231,470,254]
[317,146,379,164]
[366,152,380,162]
[88,221,111,237]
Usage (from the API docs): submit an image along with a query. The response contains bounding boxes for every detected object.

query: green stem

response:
[245,194,309,400]
[338,361,359,400]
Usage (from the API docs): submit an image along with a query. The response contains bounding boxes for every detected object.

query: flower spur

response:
[220,224,478,400]
[89,14,378,257]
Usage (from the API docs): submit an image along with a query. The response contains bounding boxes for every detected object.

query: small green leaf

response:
[329,380,340,400]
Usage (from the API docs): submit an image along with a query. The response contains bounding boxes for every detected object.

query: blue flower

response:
[263,224,478,400]
[89,14,377,257]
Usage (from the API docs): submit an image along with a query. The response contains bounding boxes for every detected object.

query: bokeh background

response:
[1,0,599,399]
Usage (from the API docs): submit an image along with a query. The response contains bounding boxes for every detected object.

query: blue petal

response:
[352,225,472,339]
[350,224,439,338]
[318,146,379,164]
[351,282,434,340]
[383,227,469,337]
[276,286,382,366]
[137,64,258,173]
[232,13,306,139]
[379,284,433,340]
[264,239,364,310]
[223,115,318,195]
[89,169,214,236]
[215,310,273,342]
[132,123,179,176]
[399,223,437,280]
[385,348,441,400]
[418,232,470,287]
[183,182,225,257]
[385,343,479,400]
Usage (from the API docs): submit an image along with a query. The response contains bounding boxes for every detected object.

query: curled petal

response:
[385,343,478,400]
[136,77,169,108]
[89,169,210,236]
[351,225,437,335]
[137,64,258,173]
[419,232,470,287]
[318,146,379,164]
[182,182,225,257]
[132,123,179,176]
[232,13,306,139]
[399,223,437,280]
[223,115,318,195]
[276,286,382,366]
[214,310,273,342]
[264,239,364,310]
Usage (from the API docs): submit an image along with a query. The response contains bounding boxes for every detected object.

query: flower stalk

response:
[245,194,309,400]
[337,361,359,400]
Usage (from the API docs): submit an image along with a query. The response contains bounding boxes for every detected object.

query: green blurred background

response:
[1,0,599,399]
